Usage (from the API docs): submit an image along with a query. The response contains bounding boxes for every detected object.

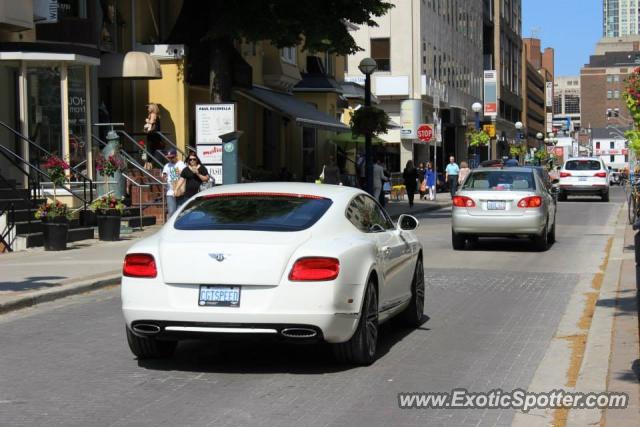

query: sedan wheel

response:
[126,327,177,359]
[532,221,549,252]
[333,279,378,365]
[452,230,466,250]
[399,257,425,327]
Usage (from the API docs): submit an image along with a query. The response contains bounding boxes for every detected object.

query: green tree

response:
[168,0,393,102]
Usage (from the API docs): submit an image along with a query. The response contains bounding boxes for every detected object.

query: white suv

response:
[558,157,609,202]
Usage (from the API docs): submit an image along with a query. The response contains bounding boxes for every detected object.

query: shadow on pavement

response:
[595,290,639,317]
[615,359,640,383]
[136,316,431,374]
[463,238,548,253]
[0,276,67,292]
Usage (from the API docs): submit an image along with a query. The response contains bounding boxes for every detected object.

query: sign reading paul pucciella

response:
[196,104,236,185]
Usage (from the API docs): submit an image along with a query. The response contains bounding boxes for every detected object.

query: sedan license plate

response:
[198,285,241,307]
[487,201,506,210]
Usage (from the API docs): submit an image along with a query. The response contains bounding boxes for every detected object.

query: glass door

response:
[27,65,62,168]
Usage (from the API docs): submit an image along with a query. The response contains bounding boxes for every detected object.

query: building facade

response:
[553,76,581,134]
[483,0,523,159]
[580,51,636,130]
[604,0,640,37]
[521,37,554,148]
[591,127,629,170]
[346,0,484,172]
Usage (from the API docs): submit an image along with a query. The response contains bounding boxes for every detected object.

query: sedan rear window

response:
[462,171,535,191]
[565,160,601,171]
[174,193,333,231]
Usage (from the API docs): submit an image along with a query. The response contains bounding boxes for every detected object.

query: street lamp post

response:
[515,121,523,164]
[536,132,544,165]
[471,102,482,167]
[359,58,377,195]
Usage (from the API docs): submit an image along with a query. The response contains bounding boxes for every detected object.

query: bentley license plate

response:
[487,201,506,210]
[198,285,241,307]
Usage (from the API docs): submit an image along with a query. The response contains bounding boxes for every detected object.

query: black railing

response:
[0,120,94,209]
[0,143,91,210]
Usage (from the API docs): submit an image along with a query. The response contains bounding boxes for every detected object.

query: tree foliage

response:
[170,0,394,54]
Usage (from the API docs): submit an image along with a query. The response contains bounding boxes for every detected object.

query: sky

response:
[522,0,601,77]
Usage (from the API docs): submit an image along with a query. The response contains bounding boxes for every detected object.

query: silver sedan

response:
[451,167,557,251]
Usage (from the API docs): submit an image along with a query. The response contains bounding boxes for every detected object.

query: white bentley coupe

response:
[121,183,424,365]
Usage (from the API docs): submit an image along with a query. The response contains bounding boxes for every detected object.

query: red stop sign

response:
[417,124,433,142]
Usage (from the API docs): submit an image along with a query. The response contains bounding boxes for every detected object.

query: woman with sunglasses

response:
[178,153,210,203]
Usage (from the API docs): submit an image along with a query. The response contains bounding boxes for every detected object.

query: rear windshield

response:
[174,194,333,231]
[565,160,601,171]
[462,171,536,191]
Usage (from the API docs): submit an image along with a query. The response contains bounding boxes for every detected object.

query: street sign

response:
[483,124,496,137]
[417,124,433,142]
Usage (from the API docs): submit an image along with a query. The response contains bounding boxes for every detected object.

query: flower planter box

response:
[97,210,121,241]
[42,217,69,251]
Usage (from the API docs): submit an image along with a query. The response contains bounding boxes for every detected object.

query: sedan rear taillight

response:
[452,196,476,208]
[594,172,607,178]
[123,253,157,278]
[289,257,339,281]
[517,196,542,208]
[559,172,571,178]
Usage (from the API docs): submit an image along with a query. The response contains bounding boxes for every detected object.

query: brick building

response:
[580,51,637,129]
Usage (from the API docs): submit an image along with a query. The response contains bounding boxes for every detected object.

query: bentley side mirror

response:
[397,214,419,231]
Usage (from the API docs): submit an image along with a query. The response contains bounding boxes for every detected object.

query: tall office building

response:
[604,0,640,37]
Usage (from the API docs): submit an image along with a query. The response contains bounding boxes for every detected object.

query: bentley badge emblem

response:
[209,253,227,262]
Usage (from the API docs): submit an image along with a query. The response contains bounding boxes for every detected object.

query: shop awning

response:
[98,51,162,79]
[235,86,350,133]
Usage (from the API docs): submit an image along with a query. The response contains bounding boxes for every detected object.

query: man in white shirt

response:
[162,150,185,217]
[372,157,389,206]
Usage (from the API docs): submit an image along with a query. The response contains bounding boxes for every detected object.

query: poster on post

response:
[196,104,236,185]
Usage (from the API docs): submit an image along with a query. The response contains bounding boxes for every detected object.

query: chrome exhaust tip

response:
[280,328,318,339]
[132,323,161,335]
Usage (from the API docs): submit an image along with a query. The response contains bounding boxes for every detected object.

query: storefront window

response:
[68,66,88,175]
[27,66,62,166]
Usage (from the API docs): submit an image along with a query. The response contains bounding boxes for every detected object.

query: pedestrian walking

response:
[445,156,460,197]
[425,161,436,201]
[178,152,209,203]
[162,150,185,217]
[417,162,426,199]
[372,157,389,206]
[356,152,366,189]
[403,160,418,208]
[458,161,471,186]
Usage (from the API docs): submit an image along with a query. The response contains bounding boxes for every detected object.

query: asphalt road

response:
[0,188,624,427]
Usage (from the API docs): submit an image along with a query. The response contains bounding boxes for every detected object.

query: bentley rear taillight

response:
[123,254,157,278]
[289,257,340,281]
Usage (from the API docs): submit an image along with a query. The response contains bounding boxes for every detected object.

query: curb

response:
[0,274,121,315]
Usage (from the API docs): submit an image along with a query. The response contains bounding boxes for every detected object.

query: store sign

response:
[196,104,236,144]
[196,104,236,185]
[545,82,553,107]
[483,71,498,117]
[483,124,496,137]
[400,99,422,139]
[34,0,58,23]
[197,144,223,164]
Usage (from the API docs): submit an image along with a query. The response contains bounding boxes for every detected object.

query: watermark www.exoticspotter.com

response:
[398,389,628,412]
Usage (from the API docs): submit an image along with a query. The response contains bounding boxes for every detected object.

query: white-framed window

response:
[607,90,613,99]
[281,46,297,64]
[614,90,620,99]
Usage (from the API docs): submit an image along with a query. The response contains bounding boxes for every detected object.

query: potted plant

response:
[91,194,125,241]
[37,156,70,251]
[467,129,491,147]
[95,153,125,194]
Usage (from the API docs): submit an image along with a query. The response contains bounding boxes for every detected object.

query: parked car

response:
[451,167,557,251]
[121,183,424,365]
[558,157,609,201]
